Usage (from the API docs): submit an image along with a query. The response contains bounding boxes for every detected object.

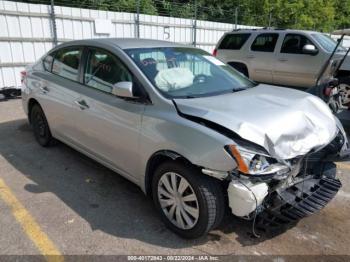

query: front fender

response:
[139,107,237,181]
[325,117,350,161]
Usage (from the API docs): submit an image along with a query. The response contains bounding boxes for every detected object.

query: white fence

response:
[0,0,258,88]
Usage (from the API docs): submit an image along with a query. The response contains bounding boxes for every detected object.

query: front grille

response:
[257,176,341,230]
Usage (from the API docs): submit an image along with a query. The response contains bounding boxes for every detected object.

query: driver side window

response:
[84,49,132,94]
[281,34,316,54]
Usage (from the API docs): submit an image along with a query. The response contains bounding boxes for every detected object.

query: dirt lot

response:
[0,99,350,258]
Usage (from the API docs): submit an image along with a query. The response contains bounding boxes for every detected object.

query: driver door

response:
[273,33,326,88]
[70,47,146,180]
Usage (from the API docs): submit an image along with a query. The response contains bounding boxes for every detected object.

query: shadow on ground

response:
[0,118,290,250]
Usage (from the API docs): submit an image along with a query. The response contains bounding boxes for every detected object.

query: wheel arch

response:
[144,150,194,196]
[227,61,249,77]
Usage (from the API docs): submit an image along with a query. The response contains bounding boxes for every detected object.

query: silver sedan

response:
[21,38,348,238]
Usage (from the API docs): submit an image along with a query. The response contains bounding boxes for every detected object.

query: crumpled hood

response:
[174,84,338,159]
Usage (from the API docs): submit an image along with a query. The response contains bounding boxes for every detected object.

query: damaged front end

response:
[174,85,349,233]
[225,128,348,232]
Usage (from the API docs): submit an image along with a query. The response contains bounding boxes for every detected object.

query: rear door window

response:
[251,33,279,52]
[281,34,316,54]
[52,47,82,81]
[218,34,251,50]
[43,53,54,72]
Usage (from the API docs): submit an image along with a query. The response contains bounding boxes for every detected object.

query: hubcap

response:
[339,84,350,105]
[157,172,199,230]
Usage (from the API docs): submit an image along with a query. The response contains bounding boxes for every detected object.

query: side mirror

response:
[302,44,318,55]
[112,81,135,98]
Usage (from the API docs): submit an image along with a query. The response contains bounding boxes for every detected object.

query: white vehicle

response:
[214,28,350,92]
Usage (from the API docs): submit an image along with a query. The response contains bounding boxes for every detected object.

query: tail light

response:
[20,70,27,84]
[324,87,332,97]
[212,49,217,57]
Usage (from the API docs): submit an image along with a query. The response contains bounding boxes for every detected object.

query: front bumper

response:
[257,172,341,230]
[224,126,346,231]
[227,162,342,230]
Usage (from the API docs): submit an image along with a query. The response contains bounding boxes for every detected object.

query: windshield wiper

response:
[232,87,247,92]
[184,95,197,99]
[174,95,197,99]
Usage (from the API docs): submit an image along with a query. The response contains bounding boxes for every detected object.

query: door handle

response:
[40,86,49,93]
[246,55,255,59]
[278,58,288,62]
[74,99,89,110]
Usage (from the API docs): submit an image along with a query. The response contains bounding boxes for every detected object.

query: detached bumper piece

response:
[257,176,341,231]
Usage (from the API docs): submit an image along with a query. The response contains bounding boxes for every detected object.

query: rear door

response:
[32,47,84,141]
[69,47,146,180]
[273,33,326,87]
[246,33,279,83]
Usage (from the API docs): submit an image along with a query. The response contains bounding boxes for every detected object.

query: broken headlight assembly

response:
[225,144,290,175]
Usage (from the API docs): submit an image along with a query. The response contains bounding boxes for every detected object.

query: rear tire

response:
[30,104,55,147]
[152,161,224,239]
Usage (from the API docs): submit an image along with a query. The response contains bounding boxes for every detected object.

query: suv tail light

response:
[212,49,217,57]
[324,87,332,97]
[20,70,27,84]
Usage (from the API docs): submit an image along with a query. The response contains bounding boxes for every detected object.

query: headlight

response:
[225,144,290,175]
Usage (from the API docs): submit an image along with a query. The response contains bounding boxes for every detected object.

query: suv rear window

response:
[251,33,279,52]
[218,34,251,50]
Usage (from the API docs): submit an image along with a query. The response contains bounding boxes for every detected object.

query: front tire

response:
[152,161,224,239]
[30,104,55,147]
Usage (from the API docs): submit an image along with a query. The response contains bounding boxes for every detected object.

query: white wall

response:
[331,35,350,48]
[0,0,258,88]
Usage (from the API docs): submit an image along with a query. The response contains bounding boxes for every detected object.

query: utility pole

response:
[50,0,57,46]
[136,0,140,38]
[193,0,197,46]
[234,7,238,29]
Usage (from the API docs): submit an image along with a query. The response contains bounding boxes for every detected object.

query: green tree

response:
[334,0,350,29]
[23,0,350,33]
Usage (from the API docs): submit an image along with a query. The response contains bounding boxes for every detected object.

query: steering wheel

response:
[193,74,208,84]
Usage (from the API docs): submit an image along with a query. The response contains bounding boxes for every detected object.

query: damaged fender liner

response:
[256,168,341,230]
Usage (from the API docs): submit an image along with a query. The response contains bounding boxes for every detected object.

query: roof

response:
[333,29,350,36]
[60,38,189,50]
[227,28,320,35]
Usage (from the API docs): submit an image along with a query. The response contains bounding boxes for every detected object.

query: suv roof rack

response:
[231,27,287,32]
[231,28,258,32]
[261,27,286,30]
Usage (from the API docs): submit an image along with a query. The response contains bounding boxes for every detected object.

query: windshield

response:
[311,33,345,52]
[125,47,255,98]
